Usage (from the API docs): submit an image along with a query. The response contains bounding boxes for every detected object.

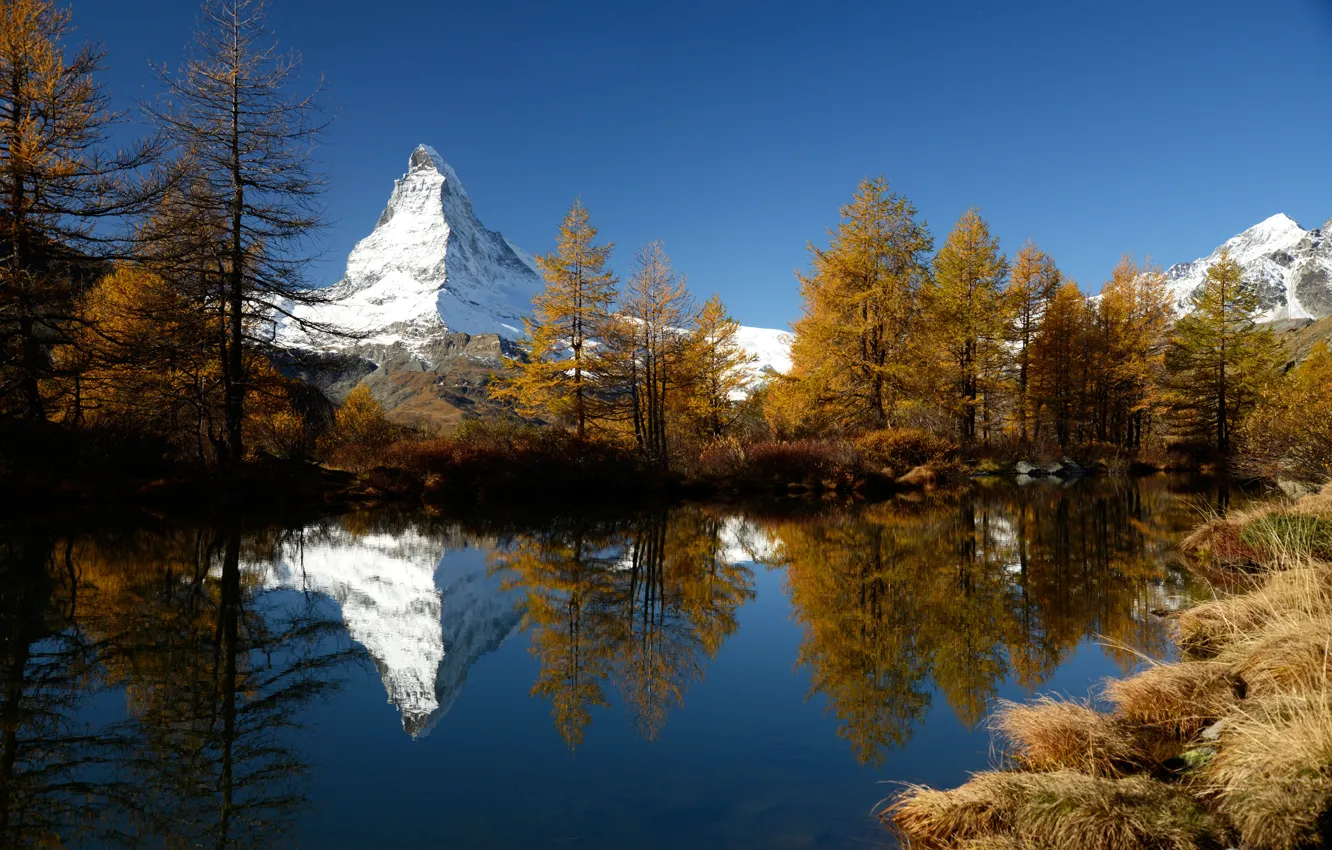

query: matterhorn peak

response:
[275,145,793,379]
[277,145,543,357]
[409,143,445,172]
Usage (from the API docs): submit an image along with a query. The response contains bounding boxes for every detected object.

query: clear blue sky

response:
[79,0,1332,330]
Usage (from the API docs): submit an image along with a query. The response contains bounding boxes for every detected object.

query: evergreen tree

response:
[1165,247,1281,452]
[780,176,933,433]
[928,209,1010,443]
[491,200,617,439]
[148,0,329,467]
[683,293,756,439]
[1006,241,1061,441]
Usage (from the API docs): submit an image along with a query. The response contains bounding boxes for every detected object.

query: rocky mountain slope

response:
[277,146,791,420]
[1165,213,1332,320]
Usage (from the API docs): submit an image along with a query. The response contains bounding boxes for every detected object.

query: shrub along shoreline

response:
[0,414,1215,514]
[884,484,1332,850]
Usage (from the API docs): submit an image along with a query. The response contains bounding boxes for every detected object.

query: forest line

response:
[2,0,1329,507]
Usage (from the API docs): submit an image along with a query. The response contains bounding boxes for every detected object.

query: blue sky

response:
[80,0,1332,330]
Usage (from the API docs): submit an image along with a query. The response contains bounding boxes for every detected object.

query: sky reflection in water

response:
[0,476,1239,848]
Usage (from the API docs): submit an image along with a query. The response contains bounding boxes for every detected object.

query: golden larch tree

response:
[928,209,1010,443]
[1029,281,1090,446]
[615,241,695,465]
[491,199,617,440]
[683,293,756,439]
[780,176,933,433]
[1006,241,1061,441]
[1088,256,1174,449]
[1165,247,1280,451]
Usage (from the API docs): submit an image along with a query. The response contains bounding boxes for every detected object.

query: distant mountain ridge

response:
[276,146,1329,417]
[277,145,792,383]
[1165,213,1332,320]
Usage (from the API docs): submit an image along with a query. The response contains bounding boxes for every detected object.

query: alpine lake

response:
[0,475,1249,848]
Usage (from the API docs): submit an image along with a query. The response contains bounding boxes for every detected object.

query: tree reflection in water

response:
[499,478,1202,763]
[769,478,1202,766]
[0,521,356,848]
[0,476,1220,844]
[496,512,757,746]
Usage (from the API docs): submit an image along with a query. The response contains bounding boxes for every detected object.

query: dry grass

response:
[1199,694,1332,850]
[1224,615,1332,699]
[886,770,1225,850]
[1174,566,1332,659]
[886,488,1332,849]
[992,698,1140,776]
[1103,661,1238,739]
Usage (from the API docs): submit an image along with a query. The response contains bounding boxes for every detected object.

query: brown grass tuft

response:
[886,770,1225,850]
[1103,661,1238,739]
[1174,566,1332,659]
[951,837,1030,850]
[1224,615,1332,699]
[1201,694,1332,850]
[1179,516,1264,571]
[992,698,1140,776]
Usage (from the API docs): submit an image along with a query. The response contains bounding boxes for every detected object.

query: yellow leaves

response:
[785,176,934,432]
[1167,248,1282,449]
[319,384,399,470]
[1237,341,1332,481]
[491,200,618,438]
[928,209,1010,441]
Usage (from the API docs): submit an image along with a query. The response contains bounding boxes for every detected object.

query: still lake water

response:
[1,476,1242,848]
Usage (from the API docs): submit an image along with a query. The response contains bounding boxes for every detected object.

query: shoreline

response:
[884,483,1332,849]
[0,451,1211,521]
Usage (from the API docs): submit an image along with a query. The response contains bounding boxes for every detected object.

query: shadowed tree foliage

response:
[147,0,331,467]
[0,0,162,422]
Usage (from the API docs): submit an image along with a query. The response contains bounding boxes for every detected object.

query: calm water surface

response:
[0,476,1243,848]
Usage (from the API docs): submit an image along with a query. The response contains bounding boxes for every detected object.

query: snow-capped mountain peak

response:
[277,145,794,380]
[1165,213,1332,320]
[278,145,543,359]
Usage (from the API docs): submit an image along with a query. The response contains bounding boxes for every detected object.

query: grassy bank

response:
[884,484,1332,849]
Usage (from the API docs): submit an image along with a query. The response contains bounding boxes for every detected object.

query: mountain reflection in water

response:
[0,476,1237,848]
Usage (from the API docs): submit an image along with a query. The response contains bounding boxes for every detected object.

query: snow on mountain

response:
[278,145,543,357]
[735,325,793,383]
[1165,213,1332,320]
[276,145,791,373]
[249,523,522,738]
